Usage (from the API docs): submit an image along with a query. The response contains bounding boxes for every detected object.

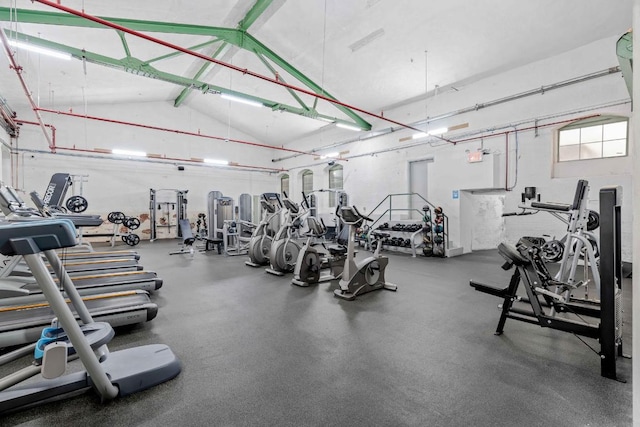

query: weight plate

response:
[541,240,564,263]
[587,210,600,232]
[65,195,88,213]
[108,211,126,224]
[126,234,140,246]
[124,217,141,230]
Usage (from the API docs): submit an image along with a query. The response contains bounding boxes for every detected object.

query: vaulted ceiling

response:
[0,0,633,147]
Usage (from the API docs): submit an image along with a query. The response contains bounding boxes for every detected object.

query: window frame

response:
[556,115,628,163]
[280,173,289,197]
[328,164,344,208]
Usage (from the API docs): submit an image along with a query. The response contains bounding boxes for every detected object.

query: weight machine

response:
[149,189,188,241]
[503,180,601,296]
[471,186,625,381]
[206,191,254,256]
[40,173,90,214]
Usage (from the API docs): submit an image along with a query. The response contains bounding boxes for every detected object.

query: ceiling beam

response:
[0,7,372,131]
[174,0,275,107]
[2,29,355,126]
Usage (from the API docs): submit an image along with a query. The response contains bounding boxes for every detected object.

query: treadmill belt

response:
[0,291,155,332]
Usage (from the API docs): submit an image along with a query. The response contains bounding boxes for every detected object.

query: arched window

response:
[328,164,343,207]
[280,174,289,196]
[557,115,628,162]
[301,170,313,194]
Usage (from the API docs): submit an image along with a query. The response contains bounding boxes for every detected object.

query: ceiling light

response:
[411,127,449,140]
[221,94,263,108]
[112,149,147,157]
[320,152,339,159]
[204,158,229,165]
[7,40,71,61]
[336,123,362,132]
[427,127,448,136]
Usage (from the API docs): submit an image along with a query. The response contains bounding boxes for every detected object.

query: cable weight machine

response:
[149,189,188,241]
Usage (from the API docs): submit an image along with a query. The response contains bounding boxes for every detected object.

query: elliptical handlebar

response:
[337,205,372,225]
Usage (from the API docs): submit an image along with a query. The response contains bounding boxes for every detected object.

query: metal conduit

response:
[14,146,286,173]
[285,98,630,171]
[271,66,622,163]
[34,107,315,157]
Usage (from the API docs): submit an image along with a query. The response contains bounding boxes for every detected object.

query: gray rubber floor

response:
[0,241,632,426]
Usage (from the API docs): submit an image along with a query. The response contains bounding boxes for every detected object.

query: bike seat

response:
[497,243,529,266]
[328,245,347,255]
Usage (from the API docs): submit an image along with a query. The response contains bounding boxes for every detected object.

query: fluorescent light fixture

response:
[411,127,449,140]
[320,152,339,159]
[8,40,71,61]
[336,123,362,132]
[204,158,229,165]
[221,94,263,108]
[427,127,448,136]
[112,149,147,157]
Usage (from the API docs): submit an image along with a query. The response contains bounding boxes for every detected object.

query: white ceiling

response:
[0,0,633,147]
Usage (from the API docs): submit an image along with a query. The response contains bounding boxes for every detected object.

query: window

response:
[280,174,289,196]
[328,164,343,207]
[558,116,628,162]
[302,170,313,194]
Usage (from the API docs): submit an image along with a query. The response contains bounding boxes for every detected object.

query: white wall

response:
[9,100,278,239]
[281,35,633,260]
[5,36,633,257]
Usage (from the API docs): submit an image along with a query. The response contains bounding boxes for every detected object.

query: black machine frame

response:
[471,186,625,381]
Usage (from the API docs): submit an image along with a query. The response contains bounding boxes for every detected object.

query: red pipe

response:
[450,114,600,145]
[446,114,600,191]
[53,146,286,172]
[35,108,316,157]
[15,119,57,146]
[34,0,425,134]
[16,116,285,171]
[0,26,56,151]
[504,133,509,191]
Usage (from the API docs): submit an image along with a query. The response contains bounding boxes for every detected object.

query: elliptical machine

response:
[334,206,397,300]
[245,193,283,267]
[265,193,309,276]
[291,216,347,287]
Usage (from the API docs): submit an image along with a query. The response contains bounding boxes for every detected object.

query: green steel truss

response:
[0,6,371,130]
[616,31,632,98]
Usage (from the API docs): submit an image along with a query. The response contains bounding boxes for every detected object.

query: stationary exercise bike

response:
[245,193,283,267]
[334,206,397,300]
[291,216,347,287]
[265,193,309,276]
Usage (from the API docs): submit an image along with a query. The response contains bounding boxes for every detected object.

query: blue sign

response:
[452,190,459,200]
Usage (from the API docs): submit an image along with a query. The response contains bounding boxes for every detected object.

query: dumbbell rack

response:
[372,221,424,255]
[366,193,450,258]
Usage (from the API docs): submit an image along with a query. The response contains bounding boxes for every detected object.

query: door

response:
[409,158,433,219]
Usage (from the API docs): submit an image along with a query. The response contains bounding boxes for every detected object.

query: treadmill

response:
[0,289,157,348]
[0,220,160,348]
[0,218,179,413]
[2,186,138,259]
[0,269,163,305]
[3,255,143,277]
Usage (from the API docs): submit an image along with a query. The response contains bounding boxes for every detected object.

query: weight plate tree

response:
[432,206,446,257]
[421,205,434,257]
